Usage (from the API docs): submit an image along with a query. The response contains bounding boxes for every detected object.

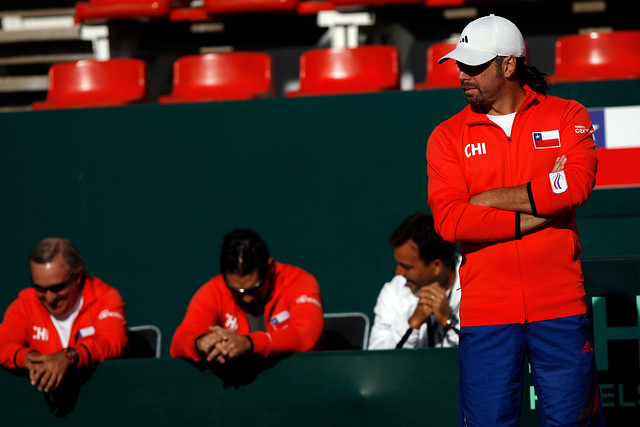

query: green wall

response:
[2,350,460,426]
[1,81,639,359]
[1,257,638,426]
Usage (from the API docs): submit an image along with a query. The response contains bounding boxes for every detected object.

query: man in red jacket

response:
[0,238,127,393]
[427,15,602,426]
[170,228,323,363]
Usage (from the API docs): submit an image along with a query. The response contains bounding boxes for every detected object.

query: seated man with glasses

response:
[170,228,324,364]
[0,238,127,393]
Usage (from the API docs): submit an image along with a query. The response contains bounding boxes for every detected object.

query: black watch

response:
[443,314,459,332]
[64,347,79,366]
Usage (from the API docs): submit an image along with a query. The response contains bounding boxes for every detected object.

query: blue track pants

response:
[458,314,604,426]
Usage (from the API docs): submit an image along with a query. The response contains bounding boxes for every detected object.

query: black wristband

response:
[80,343,91,365]
[526,181,537,216]
[194,333,207,352]
[245,335,254,354]
[515,211,522,240]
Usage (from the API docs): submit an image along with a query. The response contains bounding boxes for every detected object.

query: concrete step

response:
[0,52,94,65]
[0,75,48,93]
[0,104,33,113]
[0,26,80,43]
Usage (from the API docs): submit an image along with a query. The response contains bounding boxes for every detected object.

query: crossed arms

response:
[470,155,567,235]
[427,123,596,244]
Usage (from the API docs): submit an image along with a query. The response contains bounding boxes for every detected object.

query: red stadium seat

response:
[414,41,459,89]
[287,45,400,97]
[32,59,147,110]
[297,1,334,14]
[553,31,640,82]
[169,6,209,21]
[204,0,298,14]
[75,0,184,22]
[331,0,422,5]
[158,52,273,103]
[424,0,464,6]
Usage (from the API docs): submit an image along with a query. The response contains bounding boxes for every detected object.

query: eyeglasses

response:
[32,276,74,294]
[225,280,264,295]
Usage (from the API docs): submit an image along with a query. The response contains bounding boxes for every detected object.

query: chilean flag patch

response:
[533,130,561,149]
[77,326,95,338]
[270,310,290,327]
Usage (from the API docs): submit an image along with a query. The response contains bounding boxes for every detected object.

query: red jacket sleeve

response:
[75,285,128,367]
[528,101,597,216]
[249,275,324,357]
[427,125,517,243]
[169,283,217,362]
[0,298,31,369]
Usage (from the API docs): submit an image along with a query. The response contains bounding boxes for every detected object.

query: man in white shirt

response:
[369,213,461,349]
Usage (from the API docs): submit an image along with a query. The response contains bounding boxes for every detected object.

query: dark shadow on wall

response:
[43,364,97,417]
[6,364,98,418]
[193,354,290,388]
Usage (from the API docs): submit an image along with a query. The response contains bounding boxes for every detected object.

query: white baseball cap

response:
[438,14,525,66]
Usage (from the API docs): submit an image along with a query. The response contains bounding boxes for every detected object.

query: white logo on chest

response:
[32,326,49,341]
[224,313,238,331]
[464,142,486,158]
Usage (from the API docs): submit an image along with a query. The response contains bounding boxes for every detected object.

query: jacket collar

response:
[464,85,542,125]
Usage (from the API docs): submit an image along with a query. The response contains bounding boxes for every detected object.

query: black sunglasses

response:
[456,58,496,76]
[225,280,264,295]
[32,276,74,294]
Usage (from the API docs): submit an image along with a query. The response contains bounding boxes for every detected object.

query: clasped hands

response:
[195,326,252,364]
[25,350,73,393]
[408,283,450,329]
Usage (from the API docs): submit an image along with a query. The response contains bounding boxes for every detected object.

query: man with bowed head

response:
[171,228,324,363]
[0,238,128,393]
[368,212,461,350]
[427,15,603,426]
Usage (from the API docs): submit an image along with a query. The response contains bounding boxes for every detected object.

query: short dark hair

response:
[389,213,456,268]
[28,238,85,274]
[219,229,270,278]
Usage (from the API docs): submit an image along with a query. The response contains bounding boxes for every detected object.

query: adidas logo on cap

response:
[439,14,526,66]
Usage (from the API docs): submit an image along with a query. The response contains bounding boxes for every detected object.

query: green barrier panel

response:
[1,81,639,360]
[0,257,637,425]
[583,257,640,424]
[0,350,459,426]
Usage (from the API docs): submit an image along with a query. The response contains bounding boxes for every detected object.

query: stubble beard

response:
[465,89,485,106]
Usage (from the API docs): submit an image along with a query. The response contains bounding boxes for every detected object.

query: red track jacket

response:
[427,87,597,326]
[0,276,128,369]
[170,261,324,360]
